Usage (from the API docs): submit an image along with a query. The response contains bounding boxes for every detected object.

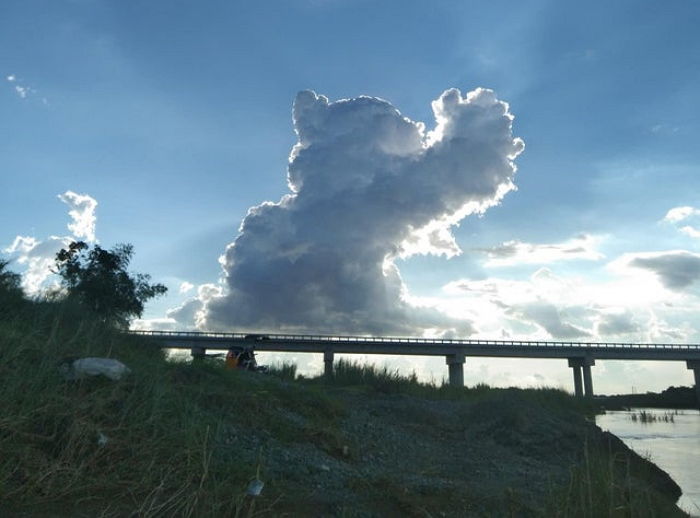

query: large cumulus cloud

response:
[201,88,524,334]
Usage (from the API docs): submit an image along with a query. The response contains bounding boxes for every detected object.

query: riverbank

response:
[0,299,689,516]
[598,408,700,515]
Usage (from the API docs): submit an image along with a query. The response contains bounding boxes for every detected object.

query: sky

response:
[3,0,700,394]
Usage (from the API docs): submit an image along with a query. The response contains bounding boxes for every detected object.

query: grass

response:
[544,439,686,517]
[306,358,600,418]
[0,295,342,516]
[0,287,687,516]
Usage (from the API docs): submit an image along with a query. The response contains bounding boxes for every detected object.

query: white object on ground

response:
[64,357,131,381]
[246,479,264,496]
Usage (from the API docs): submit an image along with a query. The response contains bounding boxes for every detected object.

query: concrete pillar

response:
[687,360,700,408]
[446,353,465,387]
[568,360,583,398]
[568,357,595,398]
[191,346,206,360]
[324,350,334,378]
[582,364,594,398]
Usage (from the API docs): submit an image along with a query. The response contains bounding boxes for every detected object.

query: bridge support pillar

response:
[191,346,206,361]
[568,357,595,398]
[568,359,583,398]
[446,353,465,387]
[687,360,700,408]
[324,350,334,378]
[583,363,594,398]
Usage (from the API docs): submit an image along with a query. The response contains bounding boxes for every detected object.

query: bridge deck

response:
[129,330,700,361]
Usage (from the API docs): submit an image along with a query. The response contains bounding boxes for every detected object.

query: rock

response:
[61,357,131,381]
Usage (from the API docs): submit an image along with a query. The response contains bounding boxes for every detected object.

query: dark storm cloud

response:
[629,251,700,291]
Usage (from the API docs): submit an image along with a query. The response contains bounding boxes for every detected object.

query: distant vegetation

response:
[0,254,688,516]
[630,409,682,424]
[599,386,698,410]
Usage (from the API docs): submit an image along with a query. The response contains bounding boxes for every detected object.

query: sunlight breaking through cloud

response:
[199,88,524,334]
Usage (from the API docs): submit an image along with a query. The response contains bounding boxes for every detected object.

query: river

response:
[596,408,700,516]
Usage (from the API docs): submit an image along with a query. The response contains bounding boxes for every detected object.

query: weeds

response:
[630,410,682,424]
[544,438,686,517]
[0,292,338,516]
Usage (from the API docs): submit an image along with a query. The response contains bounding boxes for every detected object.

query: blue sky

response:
[3,0,700,392]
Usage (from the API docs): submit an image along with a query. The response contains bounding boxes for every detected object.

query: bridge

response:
[129,330,700,402]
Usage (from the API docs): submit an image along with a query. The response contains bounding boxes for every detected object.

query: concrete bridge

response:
[129,330,700,401]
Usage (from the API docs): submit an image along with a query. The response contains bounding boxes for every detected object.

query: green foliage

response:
[0,258,26,317]
[0,259,21,292]
[266,361,298,381]
[54,241,167,327]
[326,358,424,394]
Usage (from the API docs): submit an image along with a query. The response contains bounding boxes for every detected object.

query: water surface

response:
[596,408,700,516]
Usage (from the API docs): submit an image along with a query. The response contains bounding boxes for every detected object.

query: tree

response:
[0,259,24,315]
[0,259,22,292]
[54,241,167,327]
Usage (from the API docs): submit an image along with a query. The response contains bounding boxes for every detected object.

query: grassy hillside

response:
[0,293,688,516]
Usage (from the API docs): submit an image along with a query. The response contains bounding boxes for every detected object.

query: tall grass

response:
[316,359,598,416]
[543,439,686,517]
[0,293,340,516]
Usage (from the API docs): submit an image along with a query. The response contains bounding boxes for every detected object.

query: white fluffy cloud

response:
[199,88,524,334]
[662,205,700,239]
[477,234,604,267]
[4,235,69,294]
[167,283,223,329]
[4,191,98,294]
[57,191,98,243]
[179,281,194,294]
[663,206,700,223]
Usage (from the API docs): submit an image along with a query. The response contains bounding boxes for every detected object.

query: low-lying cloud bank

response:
[197,88,524,334]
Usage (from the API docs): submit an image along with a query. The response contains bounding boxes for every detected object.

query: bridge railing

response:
[128,330,700,350]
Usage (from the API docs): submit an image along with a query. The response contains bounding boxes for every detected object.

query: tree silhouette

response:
[0,259,21,292]
[0,259,24,315]
[54,241,167,327]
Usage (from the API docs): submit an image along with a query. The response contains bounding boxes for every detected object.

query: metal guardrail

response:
[128,330,700,351]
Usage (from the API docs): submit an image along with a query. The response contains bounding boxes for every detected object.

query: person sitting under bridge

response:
[225,347,258,371]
